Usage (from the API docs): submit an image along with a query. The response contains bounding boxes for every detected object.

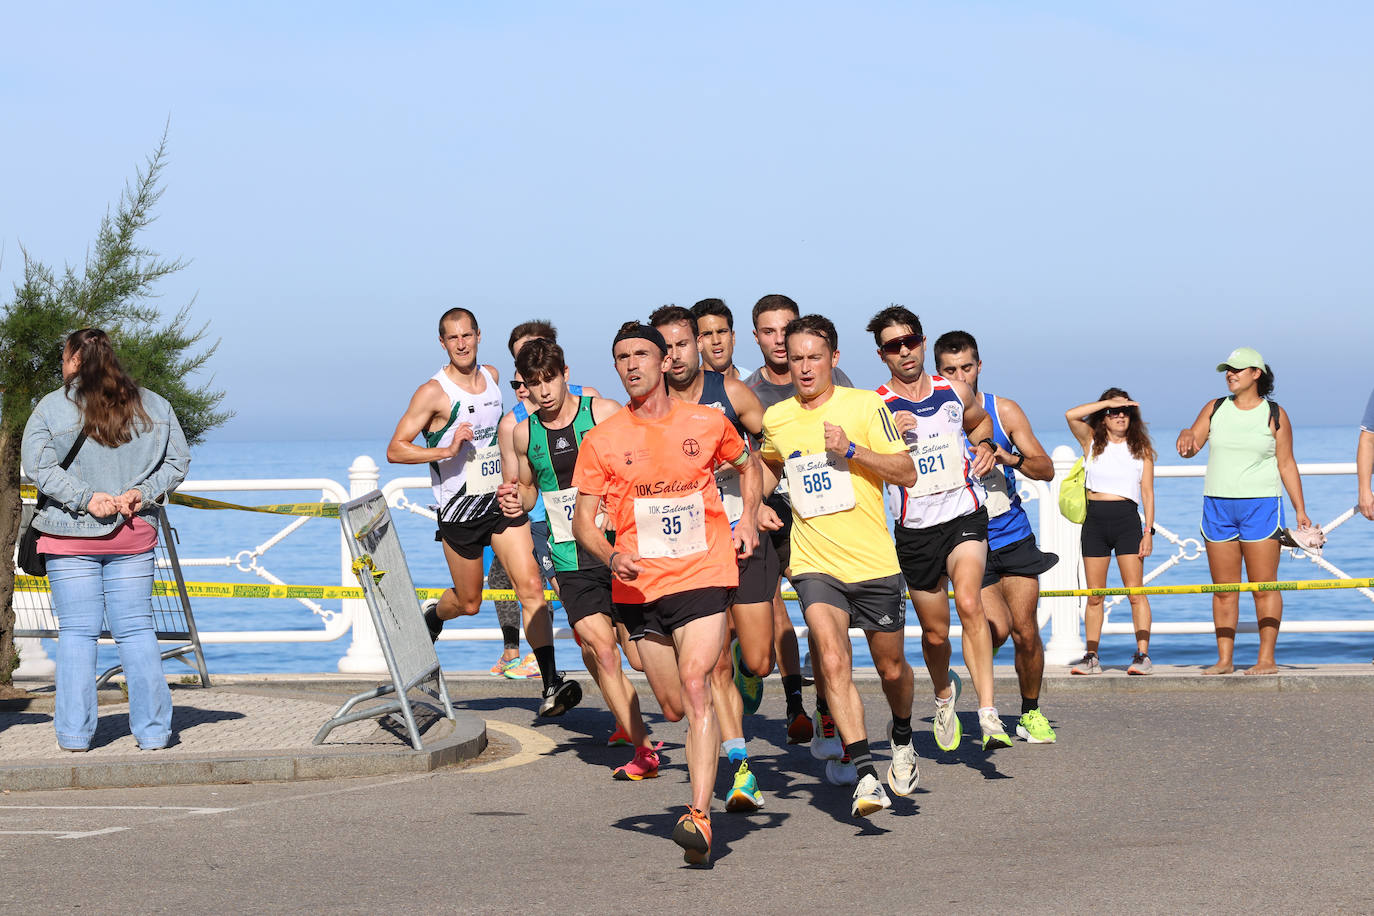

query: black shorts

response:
[894,507,989,593]
[557,567,615,628]
[764,492,793,571]
[735,532,780,605]
[983,534,1059,587]
[793,572,907,633]
[616,586,732,641]
[436,511,529,561]
[1081,499,1143,558]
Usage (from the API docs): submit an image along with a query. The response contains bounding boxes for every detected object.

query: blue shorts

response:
[1200,496,1284,543]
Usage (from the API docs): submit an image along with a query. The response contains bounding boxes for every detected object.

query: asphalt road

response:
[1,678,1370,914]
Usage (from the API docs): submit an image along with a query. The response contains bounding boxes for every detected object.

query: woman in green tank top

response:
[1176,347,1311,676]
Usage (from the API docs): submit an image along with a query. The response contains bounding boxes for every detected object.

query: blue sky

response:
[3,2,1370,449]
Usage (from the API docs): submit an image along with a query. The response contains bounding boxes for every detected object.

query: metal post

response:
[337,455,388,674]
[1041,444,1087,664]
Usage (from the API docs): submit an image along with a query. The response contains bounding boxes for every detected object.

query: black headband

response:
[611,323,667,356]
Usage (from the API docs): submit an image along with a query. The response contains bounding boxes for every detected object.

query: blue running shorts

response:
[1200,496,1284,543]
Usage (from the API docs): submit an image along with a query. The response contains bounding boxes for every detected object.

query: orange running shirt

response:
[573,399,746,603]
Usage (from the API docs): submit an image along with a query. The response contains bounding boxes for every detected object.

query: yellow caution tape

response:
[19,486,340,518]
[350,555,387,586]
[1039,578,1374,598]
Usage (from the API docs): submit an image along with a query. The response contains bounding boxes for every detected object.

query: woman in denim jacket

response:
[21,328,190,751]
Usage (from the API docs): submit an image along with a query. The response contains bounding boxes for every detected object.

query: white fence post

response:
[1041,445,1086,664]
[336,455,388,674]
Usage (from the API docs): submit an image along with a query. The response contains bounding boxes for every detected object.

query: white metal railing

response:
[15,452,1371,676]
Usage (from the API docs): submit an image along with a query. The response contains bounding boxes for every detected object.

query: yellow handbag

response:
[1058,457,1087,524]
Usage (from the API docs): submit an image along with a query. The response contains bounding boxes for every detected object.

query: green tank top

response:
[528,396,603,572]
[1204,397,1280,498]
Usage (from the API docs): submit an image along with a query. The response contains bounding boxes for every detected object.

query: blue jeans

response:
[46,552,172,749]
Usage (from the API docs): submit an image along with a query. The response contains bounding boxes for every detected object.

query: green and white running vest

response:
[527,396,604,572]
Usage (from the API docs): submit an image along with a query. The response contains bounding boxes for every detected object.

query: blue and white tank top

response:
[512,384,582,523]
[426,366,505,524]
[877,377,983,529]
[982,391,1035,550]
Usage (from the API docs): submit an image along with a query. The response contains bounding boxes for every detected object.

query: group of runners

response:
[388,296,1063,867]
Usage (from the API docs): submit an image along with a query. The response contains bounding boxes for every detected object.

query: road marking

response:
[463,720,554,775]
[0,805,233,814]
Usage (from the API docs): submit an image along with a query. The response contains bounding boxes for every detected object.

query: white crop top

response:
[1085,440,1143,504]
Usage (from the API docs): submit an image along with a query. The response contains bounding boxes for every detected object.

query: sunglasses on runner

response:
[510,379,527,391]
[879,333,925,355]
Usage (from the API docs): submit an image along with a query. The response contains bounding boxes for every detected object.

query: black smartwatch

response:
[978,437,996,452]
[1011,452,1025,470]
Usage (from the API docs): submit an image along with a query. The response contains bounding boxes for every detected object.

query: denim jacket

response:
[20,386,190,536]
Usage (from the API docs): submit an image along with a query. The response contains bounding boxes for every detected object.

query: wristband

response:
[1012,452,1025,470]
[845,441,857,460]
[978,437,996,452]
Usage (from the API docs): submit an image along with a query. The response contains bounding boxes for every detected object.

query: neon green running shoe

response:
[725,760,764,812]
[1016,708,1057,744]
[932,670,962,752]
[979,707,1013,751]
[732,639,764,715]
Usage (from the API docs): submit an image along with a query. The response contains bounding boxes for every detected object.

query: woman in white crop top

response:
[1065,388,1157,675]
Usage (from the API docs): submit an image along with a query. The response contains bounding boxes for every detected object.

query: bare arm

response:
[1066,396,1137,452]
[1138,455,1155,558]
[1274,406,1311,528]
[386,381,471,465]
[724,376,766,438]
[1176,402,1213,459]
[1358,430,1374,520]
[573,490,640,581]
[823,420,916,488]
[994,396,1054,481]
[954,379,995,477]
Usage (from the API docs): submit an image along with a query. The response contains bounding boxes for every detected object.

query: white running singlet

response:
[427,365,505,524]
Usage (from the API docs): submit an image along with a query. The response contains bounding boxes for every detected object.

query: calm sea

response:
[65,427,1374,675]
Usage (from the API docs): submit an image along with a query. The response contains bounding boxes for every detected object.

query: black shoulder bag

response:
[17,431,89,577]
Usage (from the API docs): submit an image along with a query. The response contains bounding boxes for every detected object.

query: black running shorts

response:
[764,492,793,571]
[557,567,616,628]
[735,532,780,605]
[1080,499,1143,558]
[894,507,989,593]
[982,534,1059,588]
[615,586,732,641]
[436,510,529,561]
[792,572,907,633]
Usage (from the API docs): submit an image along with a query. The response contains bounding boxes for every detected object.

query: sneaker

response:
[612,746,659,781]
[979,707,1013,750]
[672,806,712,867]
[537,677,582,717]
[1016,708,1057,744]
[886,731,919,796]
[1127,652,1153,676]
[933,670,962,752]
[810,713,843,761]
[825,754,858,786]
[725,760,764,812]
[421,598,443,643]
[607,725,632,746]
[786,710,814,745]
[851,773,892,818]
[1070,652,1102,675]
[489,654,519,677]
[732,639,764,715]
[503,653,541,679]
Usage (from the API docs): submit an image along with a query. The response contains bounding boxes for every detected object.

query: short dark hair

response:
[648,304,697,336]
[514,337,566,383]
[933,330,979,363]
[508,320,557,356]
[438,307,478,337]
[612,321,668,357]
[690,298,733,330]
[865,305,924,347]
[752,294,799,328]
[784,314,838,353]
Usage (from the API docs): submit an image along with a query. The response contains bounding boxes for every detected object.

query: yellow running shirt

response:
[760,386,906,583]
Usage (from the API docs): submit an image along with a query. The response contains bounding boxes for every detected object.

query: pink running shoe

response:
[612,746,660,781]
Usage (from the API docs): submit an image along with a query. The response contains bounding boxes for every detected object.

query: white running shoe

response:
[979,707,1012,750]
[810,712,844,761]
[851,773,892,818]
[886,732,920,796]
[825,757,858,786]
[933,670,962,752]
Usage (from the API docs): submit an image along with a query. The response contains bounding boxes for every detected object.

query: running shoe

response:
[1016,708,1057,744]
[979,707,1013,750]
[851,773,892,818]
[886,729,920,796]
[503,653,541,679]
[933,670,962,752]
[672,806,712,867]
[786,710,814,745]
[1070,652,1102,675]
[421,598,442,643]
[612,746,659,781]
[810,712,843,761]
[489,654,519,677]
[725,760,765,812]
[825,754,858,786]
[607,725,632,746]
[537,677,582,717]
[1127,652,1153,676]
[732,639,764,715]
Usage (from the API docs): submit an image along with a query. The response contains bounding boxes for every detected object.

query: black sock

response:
[782,675,804,716]
[844,739,877,780]
[533,645,558,690]
[423,607,443,643]
[816,695,830,717]
[890,716,913,746]
[500,625,520,651]
[1021,696,1039,716]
